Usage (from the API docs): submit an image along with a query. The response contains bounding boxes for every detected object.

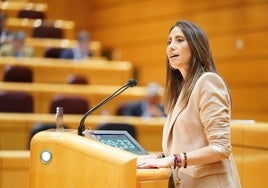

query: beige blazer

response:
[162,72,241,188]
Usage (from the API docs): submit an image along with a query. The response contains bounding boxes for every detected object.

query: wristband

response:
[183,152,187,168]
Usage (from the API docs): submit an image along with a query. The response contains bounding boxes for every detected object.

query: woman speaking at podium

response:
[137,20,241,188]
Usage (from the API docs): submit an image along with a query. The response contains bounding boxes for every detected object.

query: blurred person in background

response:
[60,30,91,60]
[0,30,34,57]
[122,82,166,118]
[0,13,13,46]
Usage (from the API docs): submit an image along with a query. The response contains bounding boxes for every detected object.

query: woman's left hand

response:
[137,155,173,169]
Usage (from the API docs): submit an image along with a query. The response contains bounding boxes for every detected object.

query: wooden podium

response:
[29,129,171,188]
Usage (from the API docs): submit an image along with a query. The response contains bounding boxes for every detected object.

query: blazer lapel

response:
[166,94,184,136]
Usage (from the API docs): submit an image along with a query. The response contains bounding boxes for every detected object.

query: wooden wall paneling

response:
[30,0,92,31]
[88,24,267,61]
[187,2,268,36]
[231,123,245,181]
[87,1,179,27]
[241,123,268,188]
[0,57,133,85]
[6,18,76,39]
[102,30,268,84]
[232,146,244,182]
[217,59,268,85]
[0,82,147,115]
[87,18,172,49]
[0,1,48,17]
[87,0,246,27]
[232,112,267,122]
[2,122,268,188]
[25,38,102,57]
[0,113,165,151]
[87,1,268,85]
[5,0,268,121]
[137,65,166,86]
[88,1,268,44]
[0,151,30,188]
[0,121,29,150]
[242,148,268,188]
[119,40,166,65]
[118,43,167,85]
[210,31,268,60]
[87,4,268,60]
[230,86,268,121]
[87,0,260,46]
[231,86,268,109]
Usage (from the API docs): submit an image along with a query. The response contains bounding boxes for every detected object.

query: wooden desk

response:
[0,1,48,17]
[137,168,171,188]
[2,121,268,188]
[7,17,75,39]
[230,121,268,188]
[0,113,165,151]
[0,57,133,84]
[0,150,170,188]
[0,82,143,114]
[0,150,30,188]
[25,38,102,57]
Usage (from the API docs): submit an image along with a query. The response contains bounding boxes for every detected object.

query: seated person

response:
[0,13,13,46]
[0,30,34,57]
[123,82,166,118]
[60,30,91,60]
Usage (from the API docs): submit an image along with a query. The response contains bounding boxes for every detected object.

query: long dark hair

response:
[163,20,217,113]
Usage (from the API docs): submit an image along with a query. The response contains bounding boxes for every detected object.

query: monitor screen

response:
[89,130,148,155]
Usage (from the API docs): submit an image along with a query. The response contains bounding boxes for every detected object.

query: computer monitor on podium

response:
[88,130,148,155]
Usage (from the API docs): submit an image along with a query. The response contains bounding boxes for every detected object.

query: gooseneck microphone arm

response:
[78,78,137,136]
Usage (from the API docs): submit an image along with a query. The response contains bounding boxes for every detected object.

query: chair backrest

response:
[97,123,137,139]
[3,65,33,82]
[17,10,45,19]
[67,74,88,85]
[44,47,63,58]
[49,94,89,114]
[32,25,63,39]
[28,123,56,149]
[0,91,34,113]
[115,102,130,116]
[28,122,69,149]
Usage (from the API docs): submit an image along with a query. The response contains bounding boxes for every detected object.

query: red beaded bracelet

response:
[173,154,182,169]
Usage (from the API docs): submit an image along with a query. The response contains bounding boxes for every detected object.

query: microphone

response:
[78,78,137,136]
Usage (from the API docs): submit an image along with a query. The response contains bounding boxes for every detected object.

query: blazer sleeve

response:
[196,73,232,157]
